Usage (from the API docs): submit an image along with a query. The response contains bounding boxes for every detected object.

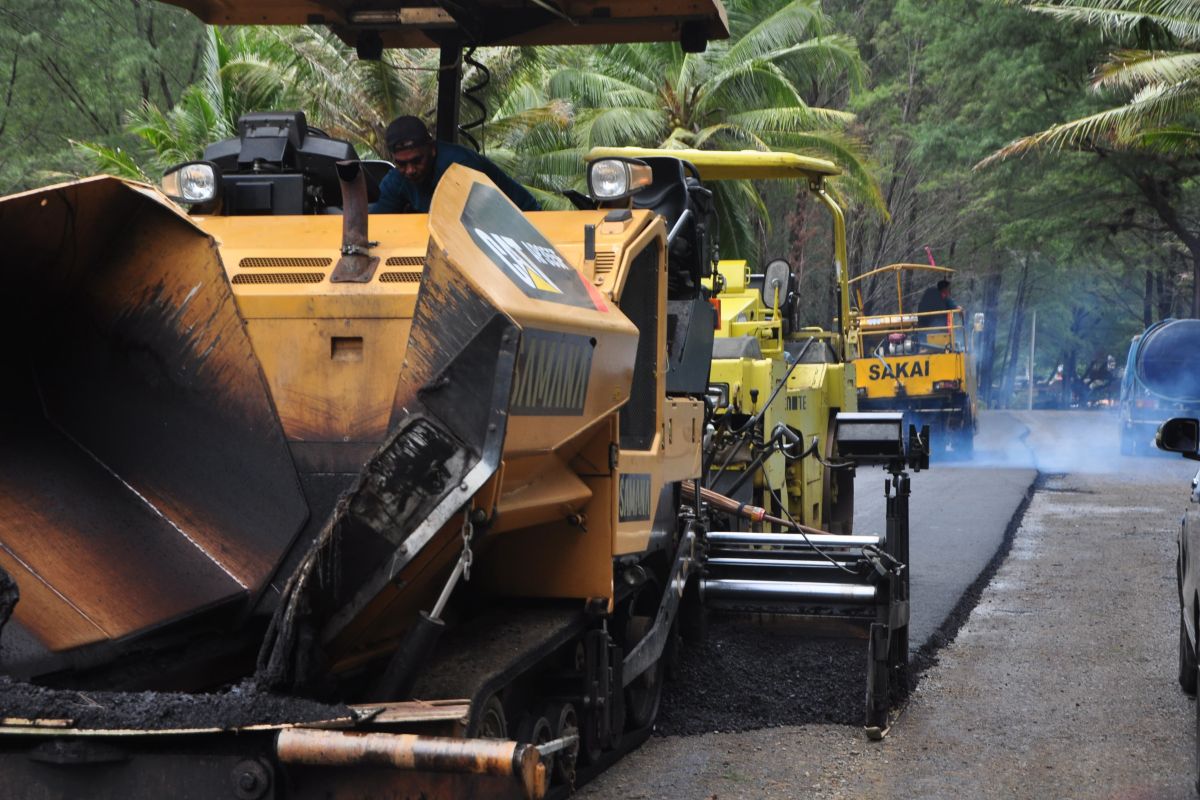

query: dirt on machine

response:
[0,5,925,798]
[850,263,979,458]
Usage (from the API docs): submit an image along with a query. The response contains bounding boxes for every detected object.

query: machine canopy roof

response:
[586,147,841,182]
[157,1,730,49]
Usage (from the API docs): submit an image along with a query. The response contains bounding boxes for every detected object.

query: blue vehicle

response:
[1120,320,1200,455]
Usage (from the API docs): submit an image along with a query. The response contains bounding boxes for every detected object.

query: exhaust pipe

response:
[331,160,380,283]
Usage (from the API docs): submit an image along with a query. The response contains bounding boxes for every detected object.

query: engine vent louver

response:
[378,271,423,283]
[232,272,326,285]
[385,256,425,267]
[593,251,617,280]
[239,257,332,268]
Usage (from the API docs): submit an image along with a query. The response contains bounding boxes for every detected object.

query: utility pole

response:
[1028,309,1037,411]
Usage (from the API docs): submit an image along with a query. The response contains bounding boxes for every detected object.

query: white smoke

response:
[962,409,1198,478]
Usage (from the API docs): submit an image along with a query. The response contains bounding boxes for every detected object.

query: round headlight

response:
[161,161,219,205]
[589,159,630,199]
[179,164,216,202]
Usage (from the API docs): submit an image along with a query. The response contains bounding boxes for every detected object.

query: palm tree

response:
[979,1,1200,317]
[75,3,875,239]
[74,26,575,204]
[540,0,880,256]
[74,25,432,179]
[980,1,1200,163]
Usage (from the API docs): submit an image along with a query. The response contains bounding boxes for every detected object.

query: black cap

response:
[385,115,432,152]
[936,279,950,291]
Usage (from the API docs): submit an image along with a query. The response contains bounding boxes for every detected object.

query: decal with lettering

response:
[618,473,652,522]
[867,359,932,381]
[511,329,594,416]
[461,182,602,310]
[786,395,807,411]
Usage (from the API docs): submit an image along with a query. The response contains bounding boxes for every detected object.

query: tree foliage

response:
[0,0,204,191]
[543,0,880,257]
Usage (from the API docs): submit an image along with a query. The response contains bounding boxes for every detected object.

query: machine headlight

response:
[587,158,652,201]
[161,161,219,205]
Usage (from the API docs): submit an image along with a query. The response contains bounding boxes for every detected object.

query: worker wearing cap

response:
[371,115,539,213]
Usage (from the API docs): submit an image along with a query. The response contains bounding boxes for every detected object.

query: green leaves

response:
[67,140,149,182]
[40,0,876,268]
[537,0,877,259]
[987,0,1200,159]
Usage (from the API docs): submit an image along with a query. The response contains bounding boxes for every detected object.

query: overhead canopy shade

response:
[158,0,730,49]
[586,147,842,182]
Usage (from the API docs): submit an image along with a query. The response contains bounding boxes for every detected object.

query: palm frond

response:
[661,127,701,148]
[711,178,769,260]
[769,35,867,91]
[574,106,667,148]
[762,133,884,215]
[726,106,855,133]
[696,60,805,116]
[1026,2,1200,43]
[980,77,1200,164]
[549,68,658,108]
[68,139,150,182]
[526,184,575,211]
[727,0,822,62]
[1092,48,1200,88]
[691,122,770,150]
[1136,124,1200,152]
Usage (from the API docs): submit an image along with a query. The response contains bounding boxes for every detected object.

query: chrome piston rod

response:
[707,556,858,570]
[706,531,883,548]
[701,578,878,603]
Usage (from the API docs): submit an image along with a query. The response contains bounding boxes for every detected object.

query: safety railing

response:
[859,307,966,356]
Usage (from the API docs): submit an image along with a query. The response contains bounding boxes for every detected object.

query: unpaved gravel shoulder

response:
[583,445,1198,799]
[856,468,1196,800]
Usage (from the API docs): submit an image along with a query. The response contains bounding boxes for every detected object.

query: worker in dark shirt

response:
[917,279,954,316]
[370,115,539,213]
[916,278,955,345]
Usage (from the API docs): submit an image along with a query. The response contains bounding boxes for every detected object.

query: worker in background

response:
[370,116,540,213]
[1081,353,1116,406]
[916,278,955,343]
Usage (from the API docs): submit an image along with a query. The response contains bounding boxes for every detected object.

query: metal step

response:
[701,578,878,604]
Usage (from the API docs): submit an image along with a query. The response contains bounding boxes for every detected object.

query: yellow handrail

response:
[859,307,965,352]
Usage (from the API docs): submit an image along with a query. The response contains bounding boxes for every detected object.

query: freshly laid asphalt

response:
[852,411,1037,647]
[630,410,1041,740]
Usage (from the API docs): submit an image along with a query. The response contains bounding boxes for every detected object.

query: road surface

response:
[853,410,1036,647]
[583,410,1196,798]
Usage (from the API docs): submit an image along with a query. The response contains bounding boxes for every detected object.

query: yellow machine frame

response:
[850,263,978,455]
[587,147,858,533]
